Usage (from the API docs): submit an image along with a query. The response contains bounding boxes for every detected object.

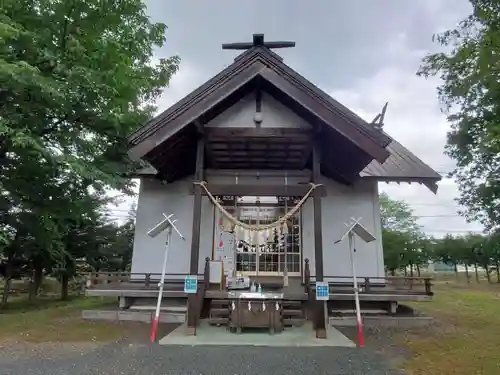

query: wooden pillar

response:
[312,139,327,339]
[186,135,204,335]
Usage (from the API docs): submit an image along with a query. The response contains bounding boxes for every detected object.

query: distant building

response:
[428,261,455,272]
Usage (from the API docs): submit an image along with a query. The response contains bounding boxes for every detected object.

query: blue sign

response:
[316,281,329,301]
[184,275,198,294]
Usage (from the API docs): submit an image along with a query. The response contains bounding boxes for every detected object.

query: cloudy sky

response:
[117,0,483,237]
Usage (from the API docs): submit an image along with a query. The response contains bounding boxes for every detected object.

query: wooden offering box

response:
[228,292,284,334]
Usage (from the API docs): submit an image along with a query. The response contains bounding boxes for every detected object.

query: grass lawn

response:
[400,281,500,375]
[0,295,132,343]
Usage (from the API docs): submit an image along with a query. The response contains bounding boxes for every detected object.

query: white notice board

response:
[209,260,224,284]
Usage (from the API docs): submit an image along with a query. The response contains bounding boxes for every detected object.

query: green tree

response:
[379,193,426,275]
[0,0,179,305]
[418,0,500,229]
[379,192,420,233]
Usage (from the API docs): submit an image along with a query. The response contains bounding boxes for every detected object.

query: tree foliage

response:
[0,0,179,306]
[380,192,500,283]
[379,193,428,275]
[418,0,500,229]
[379,192,420,233]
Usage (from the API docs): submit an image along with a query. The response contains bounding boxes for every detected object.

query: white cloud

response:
[155,62,205,113]
[329,33,483,237]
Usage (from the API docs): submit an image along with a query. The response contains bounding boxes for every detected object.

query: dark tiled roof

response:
[128,46,391,163]
[360,133,441,192]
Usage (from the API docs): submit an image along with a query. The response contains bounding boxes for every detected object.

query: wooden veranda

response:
[85,258,433,334]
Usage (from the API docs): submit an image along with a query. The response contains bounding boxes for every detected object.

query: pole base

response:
[357,322,365,348]
[150,317,160,344]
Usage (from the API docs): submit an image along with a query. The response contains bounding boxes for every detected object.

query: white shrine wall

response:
[130,174,385,280]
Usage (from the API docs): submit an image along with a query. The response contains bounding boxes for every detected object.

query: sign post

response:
[147,213,185,344]
[184,275,198,294]
[315,281,329,301]
[334,217,376,348]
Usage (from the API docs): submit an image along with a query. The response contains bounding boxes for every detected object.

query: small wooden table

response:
[228,292,284,334]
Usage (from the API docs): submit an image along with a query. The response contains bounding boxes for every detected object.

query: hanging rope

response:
[194,181,322,232]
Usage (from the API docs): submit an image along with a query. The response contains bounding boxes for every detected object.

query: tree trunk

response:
[496,261,500,283]
[454,263,458,277]
[485,265,492,283]
[391,269,396,276]
[28,270,35,303]
[475,264,480,283]
[0,261,13,309]
[409,262,414,277]
[60,274,69,300]
[464,264,470,283]
[28,265,44,302]
[416,264,421,277]
[33,265,43,296]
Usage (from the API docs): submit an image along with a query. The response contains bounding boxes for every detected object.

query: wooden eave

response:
[128,47,391,163]
[360,135,442,194]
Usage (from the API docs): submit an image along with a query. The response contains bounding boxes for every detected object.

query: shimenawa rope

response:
[193,181,322,232]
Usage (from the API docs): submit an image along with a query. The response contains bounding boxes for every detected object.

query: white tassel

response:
[265,228,271,243]
[246,229,252,245]
[282,221,289,235]
[253,230,259,248]
[236,226,243,242]
[223,217,234,232]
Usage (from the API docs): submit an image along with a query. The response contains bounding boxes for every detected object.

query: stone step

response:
[209,308,229,316]
[209,317,229,325]
[329,308,388,316]
[284,317,306,327]
[282,309,303,317]
[282,300,302,308]
[129,303,187,313]
[82,309,185,324]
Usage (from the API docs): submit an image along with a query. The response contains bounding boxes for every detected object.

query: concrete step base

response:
[129,304,187,313]
[330,309,388,316]
[82,309,185,324]
[329,315,433,328]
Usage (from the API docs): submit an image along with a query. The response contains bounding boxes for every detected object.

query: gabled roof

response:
[128,46,392,163]
[131,131,442,193]
[360,132,442,193]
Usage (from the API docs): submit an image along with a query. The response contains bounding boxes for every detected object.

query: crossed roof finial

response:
[222,33,295,51]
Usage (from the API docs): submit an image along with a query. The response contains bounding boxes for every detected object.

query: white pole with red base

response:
[335,217,375,349]
[348,231,364,348]
[147,213,185,344]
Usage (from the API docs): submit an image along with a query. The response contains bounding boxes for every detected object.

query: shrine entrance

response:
[214,195,302,277]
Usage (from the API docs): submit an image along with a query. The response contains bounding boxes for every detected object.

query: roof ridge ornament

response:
[371,102,388,131]
[222,33,296,51]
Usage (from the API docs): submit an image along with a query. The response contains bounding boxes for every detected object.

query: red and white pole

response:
[349,232,365,348]
[150,225,172,344]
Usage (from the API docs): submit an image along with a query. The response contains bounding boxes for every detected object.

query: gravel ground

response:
[0,324,405,375]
